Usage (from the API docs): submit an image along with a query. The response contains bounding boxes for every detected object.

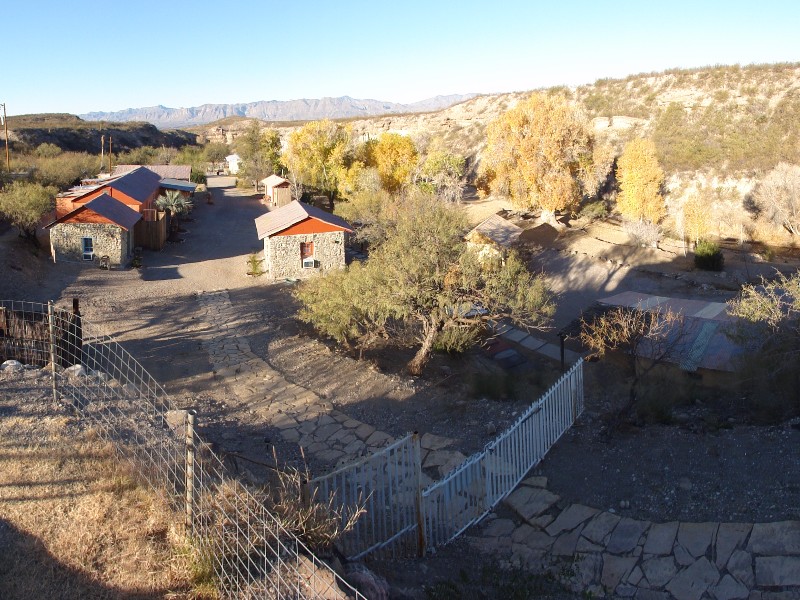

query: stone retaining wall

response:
[472,476,800,599]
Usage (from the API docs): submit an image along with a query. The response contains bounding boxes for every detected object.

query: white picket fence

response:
[306,434,422,560]
[308,360,584,558]
[421,359,583,549]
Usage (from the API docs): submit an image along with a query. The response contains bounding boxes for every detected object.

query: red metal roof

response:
[254,201,353,240]
[46,193,142,231]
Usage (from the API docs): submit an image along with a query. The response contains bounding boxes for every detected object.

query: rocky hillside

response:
[6,114,197,153]
[199,93,530,177]
[79,94,477,129]
[197,63,800,179]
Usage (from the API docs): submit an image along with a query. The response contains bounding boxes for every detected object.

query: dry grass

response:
[0,408,210,600]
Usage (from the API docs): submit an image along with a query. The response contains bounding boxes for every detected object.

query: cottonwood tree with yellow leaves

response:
[616,138,666,224]
[283,120,351,208]
[372,133,418,192]
[481,93,594,224]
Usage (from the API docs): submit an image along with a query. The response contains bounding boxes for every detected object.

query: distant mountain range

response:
[79,94,478,129]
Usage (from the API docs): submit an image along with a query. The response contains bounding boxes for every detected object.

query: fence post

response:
[412,432,426,557]
[185,410,197,534]
[47,301,58,404]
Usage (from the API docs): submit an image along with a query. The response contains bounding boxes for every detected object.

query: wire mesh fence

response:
[0,300,364,600]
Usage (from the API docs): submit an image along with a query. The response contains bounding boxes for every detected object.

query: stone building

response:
[254,201,353,279]
[47,193,141,266]
[465,214,523,259]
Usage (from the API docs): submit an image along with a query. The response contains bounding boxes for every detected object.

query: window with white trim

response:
[81,237,94,261]
[301,242,315,268]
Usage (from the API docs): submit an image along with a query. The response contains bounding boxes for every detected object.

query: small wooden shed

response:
[260,174,292,207]
[254,201,353,279]
[465,214,523,258]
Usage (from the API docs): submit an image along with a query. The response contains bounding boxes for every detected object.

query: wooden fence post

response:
[185,410,197,533]
[47,302,58,404]
[412,432,426,557]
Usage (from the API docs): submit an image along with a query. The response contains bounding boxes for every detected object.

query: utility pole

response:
[108,134,112,172]
[0,103,9,172]
[100,134,105,172]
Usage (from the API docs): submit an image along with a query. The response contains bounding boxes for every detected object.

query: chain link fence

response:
[0,300,364,600]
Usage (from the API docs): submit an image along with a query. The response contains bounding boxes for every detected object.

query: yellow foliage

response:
[616,138,665,223]
[373,133,418,192]
[481,93,594,215]
[682,192,711,244]
[283,120,351,196]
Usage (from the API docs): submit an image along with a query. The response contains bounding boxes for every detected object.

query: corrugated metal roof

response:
[46,193,142,230]
[112,164,193,180]
[159,178,198,192]
[107,166,162,202]
[594,292,742,372]
[467,214,523,247]
[254,201,353,240]
[57,167,160,203]
[260,174,289,187]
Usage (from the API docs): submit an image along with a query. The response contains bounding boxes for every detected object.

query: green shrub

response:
[190,169,207,185]
[433,327,480,355]
[246,253,264,277]
[578,200,608,222]
[694,240,724,271]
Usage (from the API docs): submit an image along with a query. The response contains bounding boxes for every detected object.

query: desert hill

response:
[195,63,800,179]
[5,113,197,154]
[79,94,477,129]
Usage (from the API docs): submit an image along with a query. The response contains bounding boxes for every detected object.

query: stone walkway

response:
[196,289,461,476]
[497,323,583,364]
[470,476,800,599]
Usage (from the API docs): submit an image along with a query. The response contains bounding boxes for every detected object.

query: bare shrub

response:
[269,449,367,554]
[622,219,663,247]
[754,162,800,236]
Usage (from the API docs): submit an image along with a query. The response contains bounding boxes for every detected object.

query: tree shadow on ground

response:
[0,517,177,600]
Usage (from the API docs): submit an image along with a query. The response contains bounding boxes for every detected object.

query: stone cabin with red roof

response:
[254,201,353,279]
[47,193,142,265]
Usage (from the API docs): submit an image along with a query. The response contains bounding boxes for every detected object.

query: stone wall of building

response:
[50,223,130,265]
[265,231,346,279]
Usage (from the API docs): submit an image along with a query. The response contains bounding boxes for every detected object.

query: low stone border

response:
[470,476,800,599]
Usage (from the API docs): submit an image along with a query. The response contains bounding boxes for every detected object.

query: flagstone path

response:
[196,289,460,479]
[469,476,800,599]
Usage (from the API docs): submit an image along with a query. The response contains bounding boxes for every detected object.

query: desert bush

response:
[197,465,366,584]
[246,253,264,277]
[694,240,724,271]
[623,219,663,246]
[115,146,158,165]
[433,326,480,355]
[34,142,62,158]
[32,152,99,189]
[578,200,609,221]
[753,162,800,236]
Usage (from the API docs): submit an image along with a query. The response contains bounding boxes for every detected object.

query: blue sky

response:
[5,0,798,116]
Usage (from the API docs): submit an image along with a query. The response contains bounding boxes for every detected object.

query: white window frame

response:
[301,242,316,269]
[81,237,94,261]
